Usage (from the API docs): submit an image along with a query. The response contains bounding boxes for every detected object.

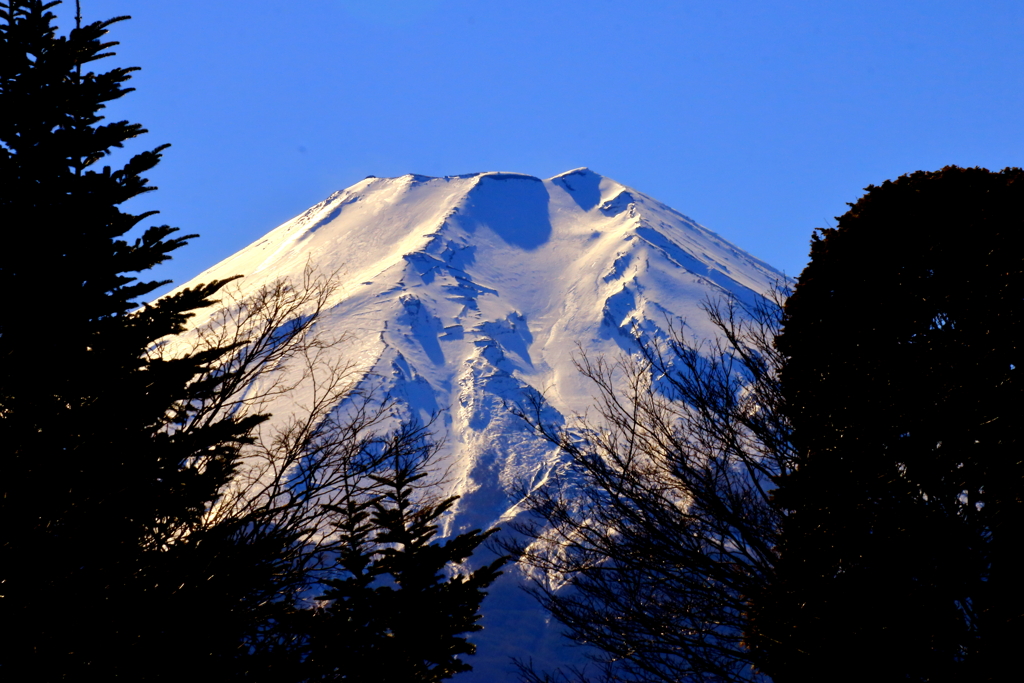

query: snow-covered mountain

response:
[172,168,785,680]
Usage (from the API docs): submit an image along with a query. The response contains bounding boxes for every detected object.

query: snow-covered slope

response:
[172,168,784,680]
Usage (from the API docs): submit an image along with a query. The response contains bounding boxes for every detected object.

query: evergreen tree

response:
[1,4,507,679]
[748,167,1024,681]
[304,423,507,682]
[0,2,279,677]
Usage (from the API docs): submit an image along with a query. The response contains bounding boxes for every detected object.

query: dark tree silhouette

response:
[0,5,509,679]
[748,166,1024,682]
[303,422,507,682]
[0,3,293,677]
[510,291,793,683]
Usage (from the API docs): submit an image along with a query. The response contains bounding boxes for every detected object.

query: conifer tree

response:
[304,423,507,682]
[0,2,274,677]
[1,6,511,679]
[748,166,1024,682]
[1,5,508,680]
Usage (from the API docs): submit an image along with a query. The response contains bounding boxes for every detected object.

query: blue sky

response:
[55,1,1024,296]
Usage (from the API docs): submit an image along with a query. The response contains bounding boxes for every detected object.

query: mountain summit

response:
[172,169,785,679]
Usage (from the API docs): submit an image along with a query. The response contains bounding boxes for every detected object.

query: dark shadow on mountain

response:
[599,190,635,216]
[396,294,446,366]
[552,168,602,212]
[461,174,552,250]
[306,193,360,234]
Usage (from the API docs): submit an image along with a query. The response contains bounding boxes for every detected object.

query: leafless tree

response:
[508,288,793,683]
[147,266,421,668]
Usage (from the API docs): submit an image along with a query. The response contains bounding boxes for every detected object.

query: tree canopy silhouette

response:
[748,166,1024,682]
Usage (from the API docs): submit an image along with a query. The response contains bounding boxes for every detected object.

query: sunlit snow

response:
[169,168,785,680]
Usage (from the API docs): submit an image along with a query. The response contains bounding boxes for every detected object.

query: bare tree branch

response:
[506,286,793,683]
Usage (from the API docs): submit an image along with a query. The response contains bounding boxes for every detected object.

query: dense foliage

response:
[748,166,1024,681]
[0,1,275,676]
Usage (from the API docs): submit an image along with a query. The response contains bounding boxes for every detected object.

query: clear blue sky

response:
[55,1,1024,296]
